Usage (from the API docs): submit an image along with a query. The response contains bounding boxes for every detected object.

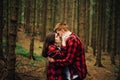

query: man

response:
[49,23,87,80]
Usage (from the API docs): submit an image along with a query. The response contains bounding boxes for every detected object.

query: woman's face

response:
[55,33,61,44]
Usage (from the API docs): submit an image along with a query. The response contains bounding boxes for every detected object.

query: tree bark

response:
[7,0,19,79]
[79,0,86,43]
[0,0,4,60]
[29,0,36,60]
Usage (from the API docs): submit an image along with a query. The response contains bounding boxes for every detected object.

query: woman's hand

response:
[48,57,55,62]
[61,35,67,46]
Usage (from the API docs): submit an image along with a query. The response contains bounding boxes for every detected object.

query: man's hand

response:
[61,35,67,46]
[48,57,55,62]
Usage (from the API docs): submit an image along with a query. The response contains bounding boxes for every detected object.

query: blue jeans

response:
[72,77,83,80]
[64,67,71,80]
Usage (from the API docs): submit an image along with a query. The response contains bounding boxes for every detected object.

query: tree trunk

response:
[94,0,103,67]
[5,0,10,58]
[110,0,116,65]
[72,0,76,32]
[0,0,4,60]
[7,0,19,79]
[77,0,80,36]
[79,0,86,43]
[29,35,35,60]
[85,0,90,52]
[41,0,47,41]
[29,0,36,60]
[24,0,30,34]
[92,0,97,56]
[52,0,57,28]
[64,0,67,23]
[60,0,66,23]
[89,0,93,46]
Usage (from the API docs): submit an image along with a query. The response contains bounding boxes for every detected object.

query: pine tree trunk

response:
[29,0,36,60]
[42,0,47,41]
[25,0,30,34]
[64,0,67,23]
[110,0,116,65]
[60,0,64,22]
[0,0,4,60]
[29,35,35,60]
[52,0,57,29]
[104,0,110,53]
[5,0,9,61]
[77,0,80,36]
[92,0,97,56]
[89,0,93,46]
[85,0,90,52]
[95,0,103,67]
[79,0,86,43]
[47,0,52,31]
[7,0,19,79]
[72,0,76,32]
[67,0,72,30]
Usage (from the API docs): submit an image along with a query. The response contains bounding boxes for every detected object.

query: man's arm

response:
[54,37,78,66]
[48,45,66,58]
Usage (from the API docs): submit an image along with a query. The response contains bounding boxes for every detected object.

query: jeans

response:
[64,67,71,80]
[72,77,83,80]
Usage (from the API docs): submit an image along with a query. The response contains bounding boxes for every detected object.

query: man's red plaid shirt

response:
[54,33,87,79]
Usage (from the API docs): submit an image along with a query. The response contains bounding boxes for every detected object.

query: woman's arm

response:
[48,45,66,59]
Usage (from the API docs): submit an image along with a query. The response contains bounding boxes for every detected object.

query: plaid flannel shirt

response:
[47,45,66,80]
[54,33,87,79]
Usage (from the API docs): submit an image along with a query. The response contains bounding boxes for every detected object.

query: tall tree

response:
[104,0,111,53]
[79,0,86,43]
[77,0,80,35]
[7,0,19,79]
[64,0,67,23]
[46,0,54,31]
[89,0,93,46]
[52,0,57,28]
[94,0,103,67]
[24,0,31,34]
[29,0,36,60]
[0,0,4,60]
[41,0,47,41]
[91,0,97,56]
[115,0,120,79]
[72,0,76,32]
[66,0,72,29]
[5,0,10,58]
[110,0,116,65]
[85,0,90,52]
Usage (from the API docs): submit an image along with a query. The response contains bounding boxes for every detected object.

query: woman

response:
[42,32,67,80]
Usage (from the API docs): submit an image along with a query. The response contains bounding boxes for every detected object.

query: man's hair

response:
[54,23,69,32]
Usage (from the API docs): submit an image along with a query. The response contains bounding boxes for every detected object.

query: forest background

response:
[0,0,120,80]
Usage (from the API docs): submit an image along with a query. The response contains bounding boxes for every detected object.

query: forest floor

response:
[15,31,119,80]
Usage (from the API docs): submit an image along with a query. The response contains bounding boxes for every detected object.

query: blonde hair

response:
[54,23,69,32]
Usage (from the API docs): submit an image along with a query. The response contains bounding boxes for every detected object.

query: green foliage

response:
[2,42,42,61]
[16,43,29,56]
[2,41,6,48]
[16,43,42,60]
[114,67,119,73]
[115,78,120,80]
[114,67,120,80]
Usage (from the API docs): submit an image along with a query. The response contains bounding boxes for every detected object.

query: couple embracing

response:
[42,23,87,80]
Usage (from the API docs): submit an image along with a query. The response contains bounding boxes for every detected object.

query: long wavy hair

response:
[42,32,55,57]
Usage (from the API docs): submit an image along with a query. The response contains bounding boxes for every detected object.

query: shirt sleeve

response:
[48,45,66,59]
[55,37,78,66]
